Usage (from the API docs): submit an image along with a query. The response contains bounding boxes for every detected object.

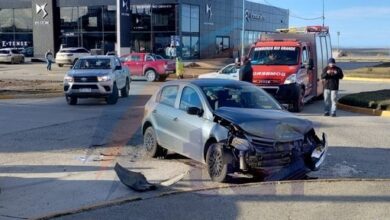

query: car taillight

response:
[67,54,74,57]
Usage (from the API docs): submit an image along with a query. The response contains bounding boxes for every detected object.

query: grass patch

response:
[344,62,390,78]
[339,90,390,110]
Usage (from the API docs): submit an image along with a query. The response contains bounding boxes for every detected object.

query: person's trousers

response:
[47,60,52,70]
[324,89,338,114]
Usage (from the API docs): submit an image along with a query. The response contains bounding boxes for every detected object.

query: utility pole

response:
[241,0,245,58]
[322,0,325,27]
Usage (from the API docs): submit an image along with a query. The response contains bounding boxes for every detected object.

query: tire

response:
[145,69,157,82]
[11,58,15,64]
[158,75,168,82]
[66,96,78,105]
[21,57,25,64]
[121,79,130,98]
[143,126,167,158]
[106,83,119,105]
[206,143,233,183]
[290,87,304,112]
[58,64,64,67]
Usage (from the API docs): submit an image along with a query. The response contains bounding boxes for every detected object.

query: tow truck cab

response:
[249,26,332,112]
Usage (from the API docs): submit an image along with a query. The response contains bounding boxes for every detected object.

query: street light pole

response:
[337,31,340,52]
[241,0,245,58]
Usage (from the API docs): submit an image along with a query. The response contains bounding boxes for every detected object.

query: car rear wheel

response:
[290,87,304,112]
[121,79,130,97]
[58,64,64,67]
[206,143,233,183]
[21,57,25,64]
[66,96,78,105]
[106,83,119,105]
[145,69,157,82]
[144,126,167,158]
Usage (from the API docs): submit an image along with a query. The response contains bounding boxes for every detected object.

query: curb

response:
[337,102,390,117]
[344,77,390,83]
[33,178,390,219]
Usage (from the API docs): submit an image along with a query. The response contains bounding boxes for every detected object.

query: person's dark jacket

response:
[321,65,344,90]
[239,62,253,83]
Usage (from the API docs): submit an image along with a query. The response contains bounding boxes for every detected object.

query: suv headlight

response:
[284,74,297,84]
[64,75,74,83]
[98,75,111,82]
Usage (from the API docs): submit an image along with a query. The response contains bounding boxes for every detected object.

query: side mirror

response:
[187,107,204,117]
[115,65,122,70]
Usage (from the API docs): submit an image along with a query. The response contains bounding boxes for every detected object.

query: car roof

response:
[78,55,115,59]
[162,79,250,88]
[59,47,88,51]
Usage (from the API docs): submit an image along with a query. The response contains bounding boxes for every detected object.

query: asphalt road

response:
[1,78,390,218]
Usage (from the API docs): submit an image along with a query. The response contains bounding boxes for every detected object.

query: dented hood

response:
[214,107,313,141]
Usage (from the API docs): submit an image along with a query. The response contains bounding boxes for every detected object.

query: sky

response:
[251,0,390,48]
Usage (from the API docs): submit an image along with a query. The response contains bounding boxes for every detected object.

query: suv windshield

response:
[250,46,299,65]
[73,58,112,70]
[201,85,282,110]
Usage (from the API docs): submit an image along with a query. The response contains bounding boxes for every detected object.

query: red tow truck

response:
[249,26,332,112]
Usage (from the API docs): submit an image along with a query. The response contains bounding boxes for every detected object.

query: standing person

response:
[321,58,344,117]
[176,57,184,79]
[239,56,253,83]
[45,49,53,71]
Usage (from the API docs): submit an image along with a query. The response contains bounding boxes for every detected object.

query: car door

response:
[152,85,181,152]
[128,54,143,76]
[174,86,208,162]
[112,58,124,88]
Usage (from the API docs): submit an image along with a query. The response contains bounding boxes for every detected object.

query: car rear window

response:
[159,86,178,107]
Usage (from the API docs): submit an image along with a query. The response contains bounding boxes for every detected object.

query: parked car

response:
[55,47,91,67]
[198,63,239,80]
[142,79,327,182]
[0,48,25,64]
[120,52,175,82]
[63,55,131,105]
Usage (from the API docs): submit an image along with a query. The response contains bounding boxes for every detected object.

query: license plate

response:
[79,88,92,93]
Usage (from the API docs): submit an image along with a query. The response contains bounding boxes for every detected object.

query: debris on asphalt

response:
[114,163,157,192]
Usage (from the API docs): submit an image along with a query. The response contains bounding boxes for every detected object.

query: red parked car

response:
[120,53,175,82]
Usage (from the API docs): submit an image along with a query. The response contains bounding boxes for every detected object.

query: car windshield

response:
[0,50,10,54]
[73,58,112,70]
[200,84,282,111]
[250,46,299,65]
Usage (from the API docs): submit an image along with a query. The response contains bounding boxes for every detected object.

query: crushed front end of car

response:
[213,107,327,181]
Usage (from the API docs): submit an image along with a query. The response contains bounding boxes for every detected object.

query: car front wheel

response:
[66,96,78,105]
[121,79,130,97]
[106,83,119,105]
[144,126,167,158]
[145,69,157,82]
[206,143,233,183]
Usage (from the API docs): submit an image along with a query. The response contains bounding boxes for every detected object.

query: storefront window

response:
[216,36,230,54]
[152,4,176,32]
[59,5,116,54]
[0,8,33,55]
[182,36,199,59]
[181,4,199,33]
[131,5,151,31]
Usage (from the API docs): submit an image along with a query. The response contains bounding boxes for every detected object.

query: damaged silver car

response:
[142,79,327,182]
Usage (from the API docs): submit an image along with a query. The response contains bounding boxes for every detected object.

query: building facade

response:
[0,0,289,58]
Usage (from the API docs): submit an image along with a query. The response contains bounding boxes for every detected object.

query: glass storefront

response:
[181,4,199,59]
[131,4,177,57]
[59,5,116,54]
[0,8,33,56]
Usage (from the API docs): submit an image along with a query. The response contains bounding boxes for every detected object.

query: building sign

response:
[34,2,50,25]
[245,9,265,22]
[117,0,132,55]
[204,1,214,26]
[2,41,30,48]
